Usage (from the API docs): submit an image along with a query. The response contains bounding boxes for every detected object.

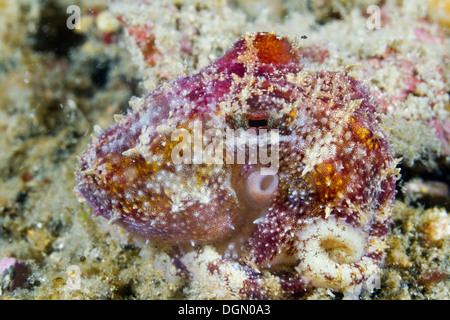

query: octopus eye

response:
[244,169,279,207]
[246,112,270,129]
[247,118,268,128]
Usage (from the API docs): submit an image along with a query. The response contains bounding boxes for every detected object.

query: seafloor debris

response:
[405,178,449,204]
[428,0,450,28]
[0,257,28,294]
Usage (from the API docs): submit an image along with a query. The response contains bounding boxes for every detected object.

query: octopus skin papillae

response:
[75,32,399,299]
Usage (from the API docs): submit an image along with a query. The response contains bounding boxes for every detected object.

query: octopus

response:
[75,32,399,299]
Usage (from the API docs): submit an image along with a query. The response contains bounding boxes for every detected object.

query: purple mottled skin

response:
[75,32,398,298]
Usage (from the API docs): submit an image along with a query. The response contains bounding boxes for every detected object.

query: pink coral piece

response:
[0,257,28,291]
